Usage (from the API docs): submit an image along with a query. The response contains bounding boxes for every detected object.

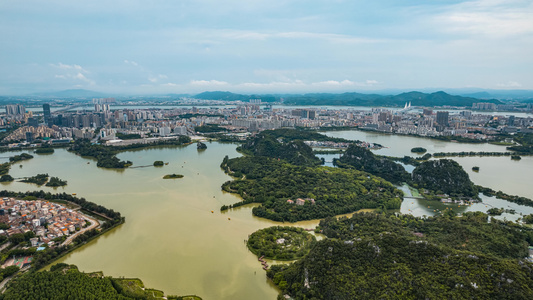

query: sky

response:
[1,0,532,95]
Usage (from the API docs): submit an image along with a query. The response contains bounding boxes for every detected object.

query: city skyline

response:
[1,0,532,95]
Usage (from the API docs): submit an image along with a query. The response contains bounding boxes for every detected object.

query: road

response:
[61,215,99,247]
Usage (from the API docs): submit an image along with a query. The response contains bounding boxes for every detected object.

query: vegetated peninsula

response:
[267,212,533,299]
[412,159,478,197]
[2,264,202,300]
[220,133,403,222]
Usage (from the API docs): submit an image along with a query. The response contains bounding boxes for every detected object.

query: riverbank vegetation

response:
[163,174,184,179]
[268,212,533,299]
[1,264,201,300]
[507,133,533,154]
[247,226,316,260]
[477,186,533,207]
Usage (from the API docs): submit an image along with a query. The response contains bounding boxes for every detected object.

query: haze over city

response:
[1,0,532,95]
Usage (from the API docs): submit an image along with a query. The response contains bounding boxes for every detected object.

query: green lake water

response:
[2,132,532,299]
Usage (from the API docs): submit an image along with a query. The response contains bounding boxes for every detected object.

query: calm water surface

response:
[2,132,532,299]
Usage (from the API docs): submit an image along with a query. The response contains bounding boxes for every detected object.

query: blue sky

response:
[1,0,532,95]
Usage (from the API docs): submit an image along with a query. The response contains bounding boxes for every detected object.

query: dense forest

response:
[238,133,322,167]
[334,144,410,184]
[1,264,201,300]
[247,226,316,260]
[412,159,478,197]
[268,212,533,299]
[221,156,403,222]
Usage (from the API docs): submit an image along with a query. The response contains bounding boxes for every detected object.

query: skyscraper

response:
[436,111,449,127]
[43,104,51,127]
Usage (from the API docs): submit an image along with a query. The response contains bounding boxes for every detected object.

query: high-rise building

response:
[27,117,39,128]
[436,111,449,127]
[5,104,25,117]
[43,104,51,126]
[508,115,515,126]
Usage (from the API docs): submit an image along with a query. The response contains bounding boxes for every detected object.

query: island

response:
[472,166,480,172]
[34,147,55,154]
[411,147,427,154]
[19,173,49,186]
[9,153,33,163]
[0,175,14,182]
[197,141,207,150]
[163,174,184,179]
[45,176,67,187]
[247,226,316,260]
[153,160,165,166]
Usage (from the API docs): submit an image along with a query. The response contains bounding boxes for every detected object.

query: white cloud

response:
[190,80,228,86]
[436,0,533,37]
[51,62,94,85]
[124,60,139,66]
[51,62,87,73]
[312,79,379,87]
[497,81,522,88]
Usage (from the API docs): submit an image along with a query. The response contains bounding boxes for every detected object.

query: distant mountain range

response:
[4,88,532,107]
[193,90,502,107]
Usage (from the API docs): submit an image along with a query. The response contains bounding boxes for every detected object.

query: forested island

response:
[1,264,202,300]
[8,153,33,163]
[19,173,49,186]
[45,176,67,187]
[267,212,533,299]
[34,147,54,154]
[247,226,316,260]
[163,174,184,179]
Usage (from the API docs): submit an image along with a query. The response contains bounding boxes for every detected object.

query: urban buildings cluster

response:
[1,99,532,146]
[0,198,89,248]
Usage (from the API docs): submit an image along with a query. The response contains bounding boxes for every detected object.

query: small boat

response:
[72,193,77,195]
[211,211,214,213]
[228,217,231,220]
[165,163,169,165]
[87,162,90,164]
